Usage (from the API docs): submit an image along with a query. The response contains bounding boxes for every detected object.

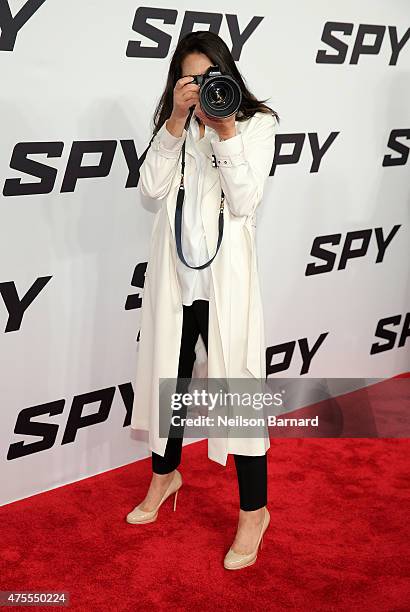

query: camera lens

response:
[200,76,242,118]
[206,82,232,107]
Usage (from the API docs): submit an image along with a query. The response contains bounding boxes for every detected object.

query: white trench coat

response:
[131,109,277,466]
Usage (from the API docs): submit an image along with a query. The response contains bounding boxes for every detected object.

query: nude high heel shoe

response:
[223,507,270,570]
[126,469,182,524]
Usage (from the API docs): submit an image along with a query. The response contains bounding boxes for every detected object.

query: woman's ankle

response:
[238,506,265,524]
[151,470,176,485]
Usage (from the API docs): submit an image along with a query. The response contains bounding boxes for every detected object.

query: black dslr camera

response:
[190,65,242,119]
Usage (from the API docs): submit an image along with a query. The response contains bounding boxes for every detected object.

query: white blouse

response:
[160,113,218,306]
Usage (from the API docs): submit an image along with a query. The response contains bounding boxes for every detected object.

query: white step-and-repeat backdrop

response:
[1,1,409,505]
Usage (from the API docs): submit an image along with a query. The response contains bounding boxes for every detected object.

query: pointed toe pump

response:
[126,469,182,525]
[223,507,271,570]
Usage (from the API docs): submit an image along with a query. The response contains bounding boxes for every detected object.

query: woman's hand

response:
[170,76,200,122]
[193,103,237,140]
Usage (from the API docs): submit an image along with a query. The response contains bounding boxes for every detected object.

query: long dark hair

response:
[151,31,280,136]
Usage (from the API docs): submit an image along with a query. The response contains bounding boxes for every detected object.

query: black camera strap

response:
[144,109,225,270]
[175,109,225,270]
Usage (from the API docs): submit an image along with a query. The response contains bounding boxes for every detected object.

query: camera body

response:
[191,65,242,119]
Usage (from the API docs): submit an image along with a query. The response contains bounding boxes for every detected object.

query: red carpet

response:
[1,437,409,611]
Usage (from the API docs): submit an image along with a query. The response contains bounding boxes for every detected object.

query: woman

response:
[128,31,279,570]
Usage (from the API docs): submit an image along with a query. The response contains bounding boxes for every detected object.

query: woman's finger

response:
[175,76,194,89]
[181,92,199,105]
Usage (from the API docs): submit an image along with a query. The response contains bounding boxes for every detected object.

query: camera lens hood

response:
[200,73,242,119]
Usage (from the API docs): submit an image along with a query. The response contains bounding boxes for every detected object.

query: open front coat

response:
[131,109,277,466]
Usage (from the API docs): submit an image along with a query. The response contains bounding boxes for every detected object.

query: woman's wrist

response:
[166,114,187,138]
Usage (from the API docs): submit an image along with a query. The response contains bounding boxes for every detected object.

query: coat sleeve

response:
[139,120,187,200]
[210,112,277,218]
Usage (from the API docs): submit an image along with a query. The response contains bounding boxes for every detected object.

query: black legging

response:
[152,299,267,511]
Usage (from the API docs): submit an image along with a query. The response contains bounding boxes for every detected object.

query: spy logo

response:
[0,0,47,51]
[383,129,410,167]
[126,8,264,61]
[316,22,410,66]
[266,334,328,376]
[305,226,401,275]
[371,313,410,354]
